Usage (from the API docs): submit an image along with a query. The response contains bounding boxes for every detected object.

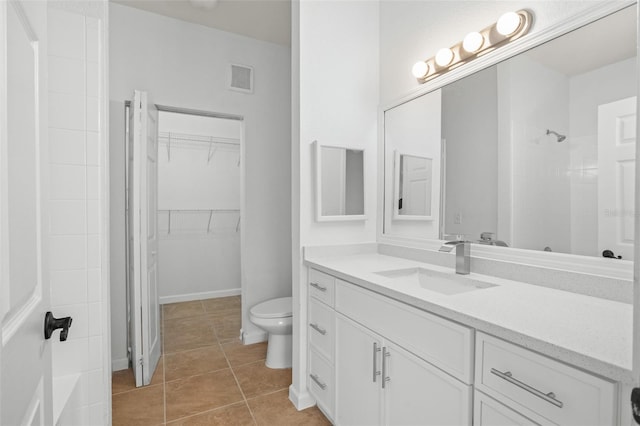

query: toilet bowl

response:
[249,297,293,369]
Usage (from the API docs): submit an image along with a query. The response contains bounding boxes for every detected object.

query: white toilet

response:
[249,296,293,369]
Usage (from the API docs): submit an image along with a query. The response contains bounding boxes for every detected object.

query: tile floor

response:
[112,296,331,425]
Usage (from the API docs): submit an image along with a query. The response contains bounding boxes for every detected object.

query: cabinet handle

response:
[309,323,326,335]
[372,342,381,382]
[310,282,327,292]
[381,347,391,389]
[310,373,327,390]
[490,368,563,408]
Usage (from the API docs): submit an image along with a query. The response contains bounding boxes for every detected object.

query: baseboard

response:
[289,384,316,410]
[111,358,129,372]
[159,288,241,305]
[241,329,267,345]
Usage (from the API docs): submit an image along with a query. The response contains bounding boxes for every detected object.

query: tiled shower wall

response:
[47,4,107,425]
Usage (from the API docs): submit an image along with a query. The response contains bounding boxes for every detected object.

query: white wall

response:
[47,4,109,424]
[569,57,637,256]
[291,0,379,409]
[379,0,620,104]
[498,55,571,253]
[109,3,291,365]
[157,112,241,303]
[442,66,498,239]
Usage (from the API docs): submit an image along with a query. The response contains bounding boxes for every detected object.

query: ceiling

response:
[111,0,291,46]
[524,5,636,76]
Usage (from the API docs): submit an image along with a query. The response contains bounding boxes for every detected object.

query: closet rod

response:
[158,132,240,147]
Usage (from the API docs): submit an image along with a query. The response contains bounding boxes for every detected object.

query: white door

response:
[597,96,636,261]
[0,0,53,424]
[128,90,161,386]
[335,314,382,426]
[384,341,472,425]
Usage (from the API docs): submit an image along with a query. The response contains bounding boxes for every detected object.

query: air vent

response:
[229,64,254,93]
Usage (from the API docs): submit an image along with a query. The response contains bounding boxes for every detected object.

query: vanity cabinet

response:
[335,313,472,425]
[474,333,616,426]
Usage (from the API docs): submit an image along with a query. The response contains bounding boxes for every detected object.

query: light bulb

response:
[435,48,454,67]
[496,12,521,36]
[412,61,429,78]
[462,32,484,53]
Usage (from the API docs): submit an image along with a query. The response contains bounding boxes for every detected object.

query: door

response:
[335,313,382,426]
[0,0,53,424]
[383,341,472,425]
[128,90,161,386]
[598,96,636,260]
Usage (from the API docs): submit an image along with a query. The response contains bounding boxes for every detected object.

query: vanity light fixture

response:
[412,9,533,83]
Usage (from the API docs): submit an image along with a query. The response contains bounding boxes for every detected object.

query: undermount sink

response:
[374,267,497,295]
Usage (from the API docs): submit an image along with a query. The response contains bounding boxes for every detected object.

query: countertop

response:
[304,251,633,383]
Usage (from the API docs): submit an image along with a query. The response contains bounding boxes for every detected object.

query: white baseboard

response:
[242,329,267,345]
[289,384,316,410]
[159,288,241,305]
[111,358,129,372]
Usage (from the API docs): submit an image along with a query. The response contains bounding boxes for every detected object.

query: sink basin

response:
[374,267,497,295]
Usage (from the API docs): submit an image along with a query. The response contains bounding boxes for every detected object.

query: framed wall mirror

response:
[393,151,434,220]
[381,3,638,269]
[315,142,366,222]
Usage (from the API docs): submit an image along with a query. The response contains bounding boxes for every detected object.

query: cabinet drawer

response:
[335,280,473,383]
[474,390,540,425]
[475,332,616,426]
[308,268,335,307]
[308,297,335,362]
[309,348,334,420]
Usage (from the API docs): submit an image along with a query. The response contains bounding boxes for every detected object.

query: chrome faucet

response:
[439,239,470,275]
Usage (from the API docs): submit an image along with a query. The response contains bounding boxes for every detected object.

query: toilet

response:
[249,296,293,369]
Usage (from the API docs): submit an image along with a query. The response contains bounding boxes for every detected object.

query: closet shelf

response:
[158,131,240,163]
[158,209,240,234]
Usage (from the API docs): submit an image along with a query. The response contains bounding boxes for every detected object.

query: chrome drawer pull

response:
[310,373,327,390]
[490,368,563,408]
[309,323,327,335]
[310,282,327,292]
[381,347,391,389]
[372,342,381,382]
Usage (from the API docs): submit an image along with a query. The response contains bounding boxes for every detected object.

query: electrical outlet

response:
[454,212,462,225]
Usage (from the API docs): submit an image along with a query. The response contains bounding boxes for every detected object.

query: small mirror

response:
[315,142,365,221]
[394,151,433,220]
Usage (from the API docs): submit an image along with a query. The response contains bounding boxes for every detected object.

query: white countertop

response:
[304,251,633,383]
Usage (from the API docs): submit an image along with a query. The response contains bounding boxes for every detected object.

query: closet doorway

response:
[125,99,244,387]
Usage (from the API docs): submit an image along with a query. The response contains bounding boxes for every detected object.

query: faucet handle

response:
[480,232,494,241]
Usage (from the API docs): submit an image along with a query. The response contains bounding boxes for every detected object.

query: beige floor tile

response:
[248,389,331,426]
[210,313,241,343]
[167,402,254,426]
[165,369,244,421]
[233,361,292,399]
[163,320,217,354]
[165,345,229,382]
[112,384,165,426]
[164,301,205,320]
[202,296,241,313]
[111,368,136,395]
[222,341,267,367]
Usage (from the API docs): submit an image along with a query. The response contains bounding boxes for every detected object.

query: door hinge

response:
[631,387,640,424]
[138,357,144,367]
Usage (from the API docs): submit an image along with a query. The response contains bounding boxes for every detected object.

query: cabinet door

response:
[474,391,540,426]
[335,313,382,426]
[384,341,473,426]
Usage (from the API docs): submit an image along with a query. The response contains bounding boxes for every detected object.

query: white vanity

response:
[304,244,631,425]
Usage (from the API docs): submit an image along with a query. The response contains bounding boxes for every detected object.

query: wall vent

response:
[229,64,254,93]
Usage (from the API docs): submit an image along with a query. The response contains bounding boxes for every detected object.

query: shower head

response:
[546,129,566,142]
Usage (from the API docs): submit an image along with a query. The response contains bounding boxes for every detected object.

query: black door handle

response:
[44,311,72,341]
[602,249,622,259]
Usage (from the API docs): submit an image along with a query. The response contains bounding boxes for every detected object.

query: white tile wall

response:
[48,6,106,426]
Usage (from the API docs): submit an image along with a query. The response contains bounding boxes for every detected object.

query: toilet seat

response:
[250,297,292,319]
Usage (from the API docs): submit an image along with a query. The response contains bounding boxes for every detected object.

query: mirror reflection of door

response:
[396,153,433,219]
[598,96,636,261]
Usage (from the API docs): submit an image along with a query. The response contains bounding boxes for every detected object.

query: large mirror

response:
[316,142,366,221]
[383,5,637,260]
